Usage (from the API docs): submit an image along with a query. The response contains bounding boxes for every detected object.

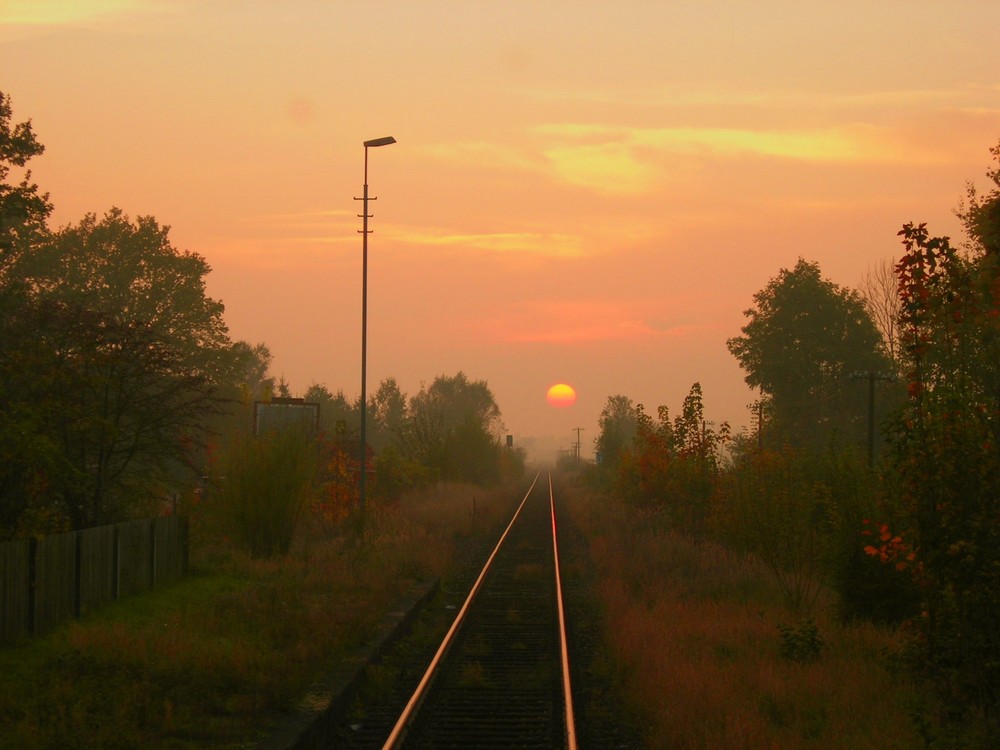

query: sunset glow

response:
[546,384,577,409]
[3,0,998,460]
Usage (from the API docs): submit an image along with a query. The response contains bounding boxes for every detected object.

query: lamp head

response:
[364,136,396,148]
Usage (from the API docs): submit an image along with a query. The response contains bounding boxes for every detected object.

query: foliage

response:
[1,209,233,532]
[0,481,519,748]
[0,91,51,263]
[777,619,824,663]
[727,258,895,452]
[402,372,506,484]
[613,384,730,535]
[217,428,316,558]
[303,383,358,439]
[593,394,637,472]
[229,341,276,404]
[716,446,834,613]
[887,155,1000,736]
[563,478,928,749]
[368,377,407,451]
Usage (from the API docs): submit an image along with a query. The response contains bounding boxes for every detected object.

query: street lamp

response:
[356,136,395,513]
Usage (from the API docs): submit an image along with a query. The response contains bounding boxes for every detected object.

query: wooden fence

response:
[0,516,188,644]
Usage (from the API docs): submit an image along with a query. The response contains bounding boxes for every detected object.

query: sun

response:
[546,383,577,408]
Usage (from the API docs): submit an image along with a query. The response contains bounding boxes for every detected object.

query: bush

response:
[218,429,316,558]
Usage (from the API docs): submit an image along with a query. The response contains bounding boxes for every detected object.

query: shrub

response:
[218,428,316,558]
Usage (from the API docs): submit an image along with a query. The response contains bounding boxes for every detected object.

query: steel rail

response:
[549,472,578,750]
[380,472,541,749]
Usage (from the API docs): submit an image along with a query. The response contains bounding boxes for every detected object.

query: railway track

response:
[329,472,577,749]
[328,472,644,749]
[383,471,575,749]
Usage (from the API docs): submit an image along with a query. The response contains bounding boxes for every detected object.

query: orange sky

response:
[3,1,999,461]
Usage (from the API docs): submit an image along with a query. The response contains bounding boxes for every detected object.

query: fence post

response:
[27,538,37,635]
[112,525,120,601]
[74,532,82,618]
[149,519,157,589]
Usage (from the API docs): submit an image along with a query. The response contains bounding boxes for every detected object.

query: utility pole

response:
[851,371,895,468]
[573,427,585,463]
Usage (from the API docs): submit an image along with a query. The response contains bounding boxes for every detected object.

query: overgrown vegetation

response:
[587,138,1000,747]
[564,479,928,748]
[0,482,517,749]
[217,428,317,558]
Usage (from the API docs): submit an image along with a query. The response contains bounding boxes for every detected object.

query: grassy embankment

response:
[0,483,516,749]
[562,479,929,750]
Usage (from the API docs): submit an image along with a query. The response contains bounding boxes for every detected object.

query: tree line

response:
[590,141,1000,745]
[0,91,521,541]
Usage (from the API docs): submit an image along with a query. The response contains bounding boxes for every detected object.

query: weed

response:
[777,619,825,663]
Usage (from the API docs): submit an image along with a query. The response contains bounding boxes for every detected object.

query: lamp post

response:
[356,136,396,513]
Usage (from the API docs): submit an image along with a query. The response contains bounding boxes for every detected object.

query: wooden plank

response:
[117,519,153,598]
[33,532,77,635]
[0,539,31,643]
[153,516,181,585]
[78,525,116,615]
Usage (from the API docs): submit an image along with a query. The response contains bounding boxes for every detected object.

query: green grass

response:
[0,482,517,749]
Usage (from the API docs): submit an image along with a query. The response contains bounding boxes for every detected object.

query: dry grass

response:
[0,482,516,749]
[564,481,926,750]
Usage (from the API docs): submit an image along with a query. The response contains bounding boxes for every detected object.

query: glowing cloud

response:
[543,142,657,195]
[535,122,941,169]
[385,226,586,258]
[2,0,136,25]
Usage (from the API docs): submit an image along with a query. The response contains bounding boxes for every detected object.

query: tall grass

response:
[563,479,929,749]
[0,481,518,749]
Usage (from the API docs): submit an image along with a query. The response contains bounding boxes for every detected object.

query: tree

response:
[727,258,893,452]
[0,91,51,266]
[860,257,904,373]
[368,377,407,451]
[888,143,1000,734]
[403,372,504,484]
[3,209,233,530]
[0,93,56,534]
[612,385,729,532]
[594,394,637,470]
[230,342,275,398]
[303,383,357,438]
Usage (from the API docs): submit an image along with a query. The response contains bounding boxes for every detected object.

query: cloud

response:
[1,0,139,25]
[536,122,941,165]
[384,226,585,258]
[476,300,701,344]
[543,142,657,196]
[418,141,538,172]
[520,83,997,113]
[418,114,945,201]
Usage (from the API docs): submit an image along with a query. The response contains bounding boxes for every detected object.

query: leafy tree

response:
[614,384,729,533]
[594,394,637,470]
[303,383,357,438]
[888,144,1000,736]
[727,258,893,452]
[0,91,51,264]
[0,92,56,534]
[368,377,407,451]
[229,341,276,403]
[3,209,233,530]
[403,372,504,484]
